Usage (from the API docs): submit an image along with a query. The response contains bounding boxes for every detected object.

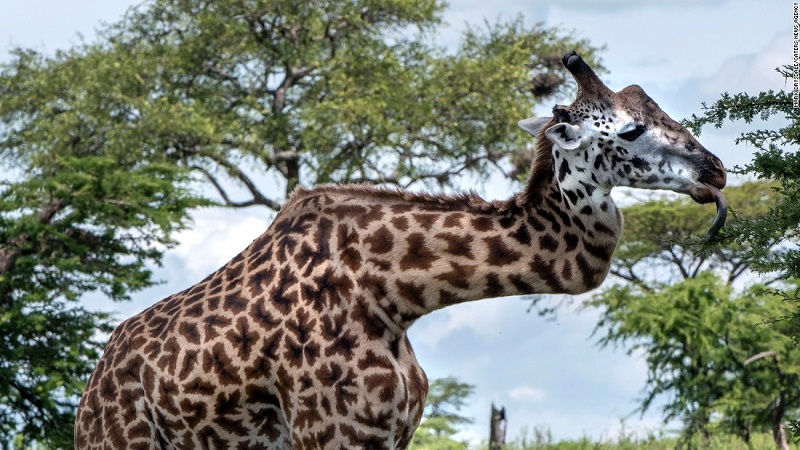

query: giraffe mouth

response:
[688,182,727,239]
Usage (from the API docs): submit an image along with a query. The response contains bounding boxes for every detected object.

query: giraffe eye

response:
[618,125,646,141]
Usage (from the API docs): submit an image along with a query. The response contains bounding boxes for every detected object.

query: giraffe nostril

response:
[710,156,727,188]
[695,153,727,189]
[712,156,725,172]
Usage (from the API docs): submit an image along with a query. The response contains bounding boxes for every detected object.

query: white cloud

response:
[171,208,271,275]
[545,0,726,13]
[411,302,505,347]
[410,297,538,348]
[509,385,547,402]
[92,207,272,321]
[692,30,791,98]
[544,0,788,89]
[657,29,795,170]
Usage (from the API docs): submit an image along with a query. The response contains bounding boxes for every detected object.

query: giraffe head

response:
[519,50,727,238]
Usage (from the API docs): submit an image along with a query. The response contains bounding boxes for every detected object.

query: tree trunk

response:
[772,404,790,450]
[285,155,300,197]
[700,426,711,450]
[488,404,506,450]
[740,424,753,450]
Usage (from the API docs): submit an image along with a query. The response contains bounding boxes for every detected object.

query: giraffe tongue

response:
[703,182,727,240]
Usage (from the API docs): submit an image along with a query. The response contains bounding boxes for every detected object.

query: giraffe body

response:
[75,51,727,449]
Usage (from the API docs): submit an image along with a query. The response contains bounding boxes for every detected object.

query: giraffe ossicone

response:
[75,51,727,449]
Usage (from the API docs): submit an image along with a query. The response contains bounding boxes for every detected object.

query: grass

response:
[477,425,799,450]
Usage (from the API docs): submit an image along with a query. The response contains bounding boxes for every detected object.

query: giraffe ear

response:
[517,117,553,136]
[544,123,583,150]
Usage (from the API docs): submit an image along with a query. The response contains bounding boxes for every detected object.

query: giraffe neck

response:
[360,142,622,330]
[238,136,622,339]
[375,174,620,330]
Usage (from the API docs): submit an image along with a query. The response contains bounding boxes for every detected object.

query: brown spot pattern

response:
[400,233,438,270]
[76,166,625,449]
[484,236,522,266]
[364,225,394,254]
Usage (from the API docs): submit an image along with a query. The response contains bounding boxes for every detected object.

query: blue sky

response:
[2,0,792,444]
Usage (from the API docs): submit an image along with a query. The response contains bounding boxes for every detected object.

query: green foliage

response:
[411,377,475,449]
[486,428,799,449]
[587,181,800,448]
[411,419,471,450]
[425,377,476,423]
[683,65,800,442]
[683,68,799,280]
[611,182,778,287]
[0,42,206,449]
[589,274,800,444]
[92,0,603,208]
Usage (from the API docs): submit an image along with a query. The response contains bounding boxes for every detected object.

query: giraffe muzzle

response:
[685,151,727,239]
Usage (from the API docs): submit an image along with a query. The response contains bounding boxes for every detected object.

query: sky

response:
[1,0,793,444]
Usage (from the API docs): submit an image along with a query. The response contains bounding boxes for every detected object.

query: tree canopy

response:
[88,0,602,210]
[0,46,205,447]
[684,66,800,443]
[591,273,800,448]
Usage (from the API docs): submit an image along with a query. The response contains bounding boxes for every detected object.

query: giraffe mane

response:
[287,183,512,214]
[520,118,557,205]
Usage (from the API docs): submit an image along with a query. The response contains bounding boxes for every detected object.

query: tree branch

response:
[193,164,281,211]
[743,351,778,366]
[10,380,48,425]
[0,199,63,275]
[666,247,691,279]
[609,267,652,292]
[189,158,282,211]
[204,64,250,97]
[689,254,707,279]
[269,66,310,115]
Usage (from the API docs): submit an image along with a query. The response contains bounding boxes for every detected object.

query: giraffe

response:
[75,51,727,449]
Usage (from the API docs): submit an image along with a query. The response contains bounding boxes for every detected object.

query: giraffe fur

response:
[75,51,726,450]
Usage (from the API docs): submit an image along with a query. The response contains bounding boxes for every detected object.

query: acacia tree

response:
[0,0,602,445]
[587,183,800,449]
[99,0,602,207]
[684,69,799,282]
[410,377,475,450]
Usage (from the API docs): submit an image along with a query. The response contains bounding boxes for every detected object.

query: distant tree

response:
[410,376,475,449]
[587,183,800,449]
[591,274,800,449]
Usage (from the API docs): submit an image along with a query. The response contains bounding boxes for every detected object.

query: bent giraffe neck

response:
[376,177,621,331]
[245,134,623,338]
[319,133,618,334]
